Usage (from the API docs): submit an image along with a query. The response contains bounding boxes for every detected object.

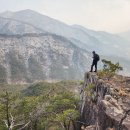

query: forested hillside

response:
[0,81,81,130]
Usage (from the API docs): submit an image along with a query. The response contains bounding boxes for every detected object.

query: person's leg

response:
[94,62,97,72]
[90,63,94,72]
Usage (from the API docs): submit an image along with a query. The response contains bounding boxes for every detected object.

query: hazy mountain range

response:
[119,30,130,42]
[0,9,129,83]
[1,10,130,57]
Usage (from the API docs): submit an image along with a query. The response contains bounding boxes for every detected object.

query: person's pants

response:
[91,61,97,72]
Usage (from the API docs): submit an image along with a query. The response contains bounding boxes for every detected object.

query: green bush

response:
[98,59,123,80]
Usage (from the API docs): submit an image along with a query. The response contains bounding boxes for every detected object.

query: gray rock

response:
[80,72,130,130]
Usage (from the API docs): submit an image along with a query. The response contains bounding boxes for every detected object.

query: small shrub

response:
[97,59,123,80]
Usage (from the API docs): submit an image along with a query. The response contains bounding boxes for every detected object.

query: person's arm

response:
[93,54,95,59]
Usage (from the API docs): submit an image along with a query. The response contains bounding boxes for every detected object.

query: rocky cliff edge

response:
[80,72,130,130]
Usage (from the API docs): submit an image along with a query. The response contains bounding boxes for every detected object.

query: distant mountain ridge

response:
[0,9,129,83]
[118,30,130,42]
[0,9,130,58]
[0,17,45,34]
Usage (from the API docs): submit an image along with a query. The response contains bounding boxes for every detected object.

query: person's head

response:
[92,51,95,54]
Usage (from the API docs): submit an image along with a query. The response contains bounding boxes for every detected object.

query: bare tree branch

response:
[10,113,14,129]
[17,121,31,130]
[3,120,8,128]
[13,123,25,127]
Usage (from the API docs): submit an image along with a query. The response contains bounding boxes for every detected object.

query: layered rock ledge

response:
[80,72,130,130]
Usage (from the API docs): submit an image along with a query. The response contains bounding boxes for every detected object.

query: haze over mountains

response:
[0,10,130,57]
[119,30,130,42]
[0,9,129,83]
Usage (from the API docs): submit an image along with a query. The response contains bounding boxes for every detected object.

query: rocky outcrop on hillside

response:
[80,72,130,130]
[0,34,91,84]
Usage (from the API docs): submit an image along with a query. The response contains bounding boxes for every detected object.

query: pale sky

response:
[0,0,130,33]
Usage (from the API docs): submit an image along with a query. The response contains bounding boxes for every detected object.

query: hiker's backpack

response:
[96,54,100,61]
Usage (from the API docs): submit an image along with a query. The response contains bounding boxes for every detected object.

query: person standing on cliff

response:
[90,51,100,72]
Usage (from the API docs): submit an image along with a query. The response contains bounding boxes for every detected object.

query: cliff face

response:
[0,34,91,84]
[80,72,130,130]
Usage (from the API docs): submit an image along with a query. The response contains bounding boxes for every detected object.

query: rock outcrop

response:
[0,34,91,84]
[80,72,130,130]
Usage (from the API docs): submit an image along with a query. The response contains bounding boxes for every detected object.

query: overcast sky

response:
[0,0,130,33]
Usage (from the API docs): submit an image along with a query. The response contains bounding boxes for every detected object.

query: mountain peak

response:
[16,9,38,14]
[0,9,44,18]
[13,9,44,17]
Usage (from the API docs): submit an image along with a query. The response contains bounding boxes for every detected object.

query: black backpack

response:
[96,54,100,61]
